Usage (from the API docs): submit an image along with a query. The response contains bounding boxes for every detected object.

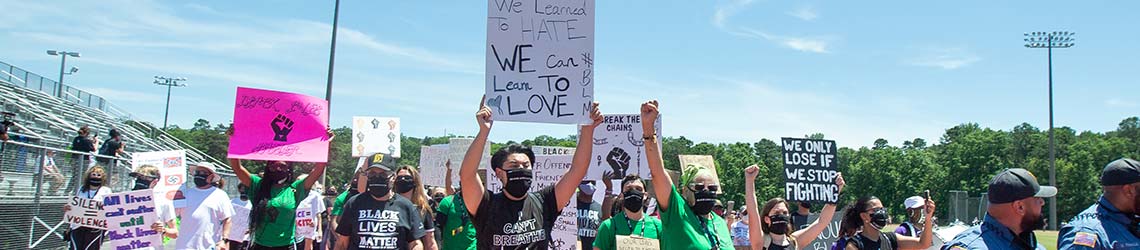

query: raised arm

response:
[554,102,603,208]
[640,100,672,210]
[302,129,334,190]
[462,96,493,216]
[444,160,454,195]
[227,128,253,187]
[897,197,936,249]
[794,173,845,249]
[599,171,615,220]
[744,165,765,250]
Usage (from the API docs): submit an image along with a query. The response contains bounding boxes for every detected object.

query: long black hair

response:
[840,196,879,237]
[248,161,294,233]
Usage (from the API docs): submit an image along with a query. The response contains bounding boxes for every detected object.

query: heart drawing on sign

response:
[486,95,503,114]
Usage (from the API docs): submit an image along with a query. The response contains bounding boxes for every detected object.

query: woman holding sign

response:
[592,174,662,250]
[65,165,112,250]
[459,96,604,249]
[840,196,935,250]
[742,165,845,250]
[641,100,734,250]
[228,129,331,250]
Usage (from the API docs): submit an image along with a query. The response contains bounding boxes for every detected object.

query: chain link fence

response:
[0,140,238,250]
[946,190,988,226]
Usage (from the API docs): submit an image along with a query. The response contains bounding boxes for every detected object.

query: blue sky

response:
[1,0,1137,147]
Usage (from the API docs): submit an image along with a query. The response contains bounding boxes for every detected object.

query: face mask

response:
[503,168,533,198]
[193,173,211,188]
[265,163,292,184]
[367,173,391,198]
[769,214,791,235]
[741,214,749,222]
[622,189,646,213]
[87,177,103,187]
[433,196,444,204]
[132,178,151,191]
[394,175,416,194]
[691,189,718,216]
[869,208,890,230]
[239,189,248,200]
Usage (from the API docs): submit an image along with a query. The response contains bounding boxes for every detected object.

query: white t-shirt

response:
[731,220,750,246]
[71,186,112,229]
[294,191,326,240]
[172,186,234,250]
[227,198,252,242]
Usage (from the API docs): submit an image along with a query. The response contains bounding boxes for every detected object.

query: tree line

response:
[163,117,1140,223]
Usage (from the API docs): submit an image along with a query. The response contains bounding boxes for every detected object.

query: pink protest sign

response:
[228,87,330,163]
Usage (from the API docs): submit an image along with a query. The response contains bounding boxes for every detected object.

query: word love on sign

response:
[485,0,595,124]
[229,87,330,163]
[781,138,841,203]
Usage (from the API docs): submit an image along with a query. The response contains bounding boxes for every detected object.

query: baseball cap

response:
[987,168,1057,204]
[578,182,596,195]
[189,162,217,174]
[366,153,398,172]
[903,196,925,209]
[1100,158,1140,186]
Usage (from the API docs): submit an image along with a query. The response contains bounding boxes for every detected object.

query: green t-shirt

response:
[436,194,476,250]
[594,211,663,250]
[658,186,733,250]
[331,190,350,216]
[247,175,309,247]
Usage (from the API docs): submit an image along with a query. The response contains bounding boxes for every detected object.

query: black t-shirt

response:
[420,207,435,234]
[850,232,898,250]
[472,185,559,249]
[99,138,122,156]
[72,136,95,152]
[791,212,811,230]
[576,201,601,249]
[336,194,427,250]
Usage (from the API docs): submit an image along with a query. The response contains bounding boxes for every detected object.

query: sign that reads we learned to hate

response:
[485,0,595,124]
[781,138,840,203]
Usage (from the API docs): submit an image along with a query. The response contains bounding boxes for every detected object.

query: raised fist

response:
[606,147,631,176]
[270,114,294,142]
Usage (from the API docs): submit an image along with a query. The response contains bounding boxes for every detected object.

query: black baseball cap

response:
[988,168,1057,204]
[1101,158,1140,186]
[366,153,398,172]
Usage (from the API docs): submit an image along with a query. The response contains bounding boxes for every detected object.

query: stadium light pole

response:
[46,50,80,98]
[1024,31,1074,231]
[154,76,188,130]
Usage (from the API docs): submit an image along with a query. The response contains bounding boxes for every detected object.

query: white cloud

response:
[1106,98,1138,108]
[788,6,819,21]
[712,1,833,54]
[906,47,982,70]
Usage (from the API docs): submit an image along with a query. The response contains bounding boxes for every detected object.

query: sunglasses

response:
[688,183,720,192]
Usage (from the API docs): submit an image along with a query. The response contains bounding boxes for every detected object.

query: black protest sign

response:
[782,138,840,203]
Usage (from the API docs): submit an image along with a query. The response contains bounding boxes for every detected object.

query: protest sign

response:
[679,155,718,178]
[229,87,330,163]
[485,0,595,124]
[781,138,840,203]
[449,138,494,191]
[532,146,576,155]
[103,190,163,250]
[66,196,106,230]
[295,193,325,239]
[616,235,660,250]
[419,144,452,187]
[589,114,661,181]
[130,150,186,204]
[803,210,844,250]
[531,154,578,250]
[352,116,400,157]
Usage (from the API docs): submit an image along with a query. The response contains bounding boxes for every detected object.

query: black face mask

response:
[433,196,445,204]
[870,208,890,229]
[265,163,292,185]
[769,214,791,235]
[87,177,103,187]
[367,174,391,198]
[691,189,718,216]
[394,175,416,194]
[132,178,151,191]
[193,173,211,188]
[503,168,533,198]
[622,189,646,213]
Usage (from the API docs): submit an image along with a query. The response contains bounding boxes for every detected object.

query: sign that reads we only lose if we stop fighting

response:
[782,138,840,204]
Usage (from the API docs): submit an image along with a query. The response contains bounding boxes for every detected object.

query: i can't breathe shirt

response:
[472,185,559,249]
[336,194,426,250]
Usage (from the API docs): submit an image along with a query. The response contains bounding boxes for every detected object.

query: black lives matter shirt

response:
[576,201,601,249]
[336,194,426,250]
[472,186,559,250]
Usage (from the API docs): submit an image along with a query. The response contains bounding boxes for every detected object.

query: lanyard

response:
[700,217,721,249]
[624,215,647,237]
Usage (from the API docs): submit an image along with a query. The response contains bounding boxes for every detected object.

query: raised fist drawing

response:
[271,114,295,142]
[606,147,631,177]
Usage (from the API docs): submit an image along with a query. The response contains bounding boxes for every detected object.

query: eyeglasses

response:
[688,183,720,192]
